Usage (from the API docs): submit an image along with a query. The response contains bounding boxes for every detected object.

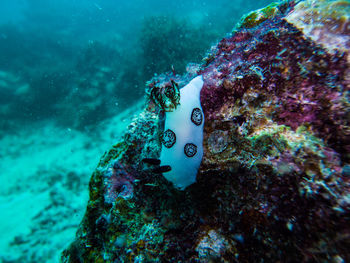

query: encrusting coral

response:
[61,0,350,262]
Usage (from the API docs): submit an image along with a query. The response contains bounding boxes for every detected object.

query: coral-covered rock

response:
[61,1,350,262]
[285,0,350,59]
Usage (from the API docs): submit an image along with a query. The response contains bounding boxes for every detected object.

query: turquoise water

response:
[0,0,273,262]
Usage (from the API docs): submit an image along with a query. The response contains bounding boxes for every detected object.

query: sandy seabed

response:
[0,101,143,262]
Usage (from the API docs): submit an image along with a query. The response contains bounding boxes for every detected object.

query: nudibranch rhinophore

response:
[160,75,204,190]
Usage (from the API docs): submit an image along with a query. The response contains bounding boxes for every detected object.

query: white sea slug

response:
[160,75,204,190]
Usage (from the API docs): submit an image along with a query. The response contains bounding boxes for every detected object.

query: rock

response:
[61,1,350,262]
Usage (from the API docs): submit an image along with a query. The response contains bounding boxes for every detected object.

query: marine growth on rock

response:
[61,1,350,262]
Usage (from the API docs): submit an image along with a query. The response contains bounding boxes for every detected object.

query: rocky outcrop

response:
[61,1,350,262]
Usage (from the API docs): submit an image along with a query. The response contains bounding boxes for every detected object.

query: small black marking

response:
[163,129,176,148]
[191,108,203,126]
[142,158,161,165]
[184,143,197,157]
[153,165,172,173]
[232,115,246,126]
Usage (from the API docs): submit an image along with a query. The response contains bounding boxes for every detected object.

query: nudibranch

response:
[160,75,204,190]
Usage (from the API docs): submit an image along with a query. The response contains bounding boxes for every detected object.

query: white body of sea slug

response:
[160,75,204,190]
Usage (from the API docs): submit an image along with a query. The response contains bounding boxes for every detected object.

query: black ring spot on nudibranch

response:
[163,129,176,148]
[184,143,197,157]
[191,108,203,126]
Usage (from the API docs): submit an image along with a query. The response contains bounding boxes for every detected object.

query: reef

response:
[61,0,350,262]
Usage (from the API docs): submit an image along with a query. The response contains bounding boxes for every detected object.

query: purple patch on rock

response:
[103,162,135,203]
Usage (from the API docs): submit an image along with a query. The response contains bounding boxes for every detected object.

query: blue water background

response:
[0,0,272,130]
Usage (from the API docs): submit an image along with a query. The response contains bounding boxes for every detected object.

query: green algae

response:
[99,142,128,167]
[237,2,282,29]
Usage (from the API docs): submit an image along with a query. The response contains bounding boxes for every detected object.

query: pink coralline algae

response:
[62,1,350,262]
[200,12,349,158]
[103,162,135,203]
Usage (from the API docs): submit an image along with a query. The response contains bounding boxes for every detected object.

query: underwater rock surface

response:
[62,0,350,262]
